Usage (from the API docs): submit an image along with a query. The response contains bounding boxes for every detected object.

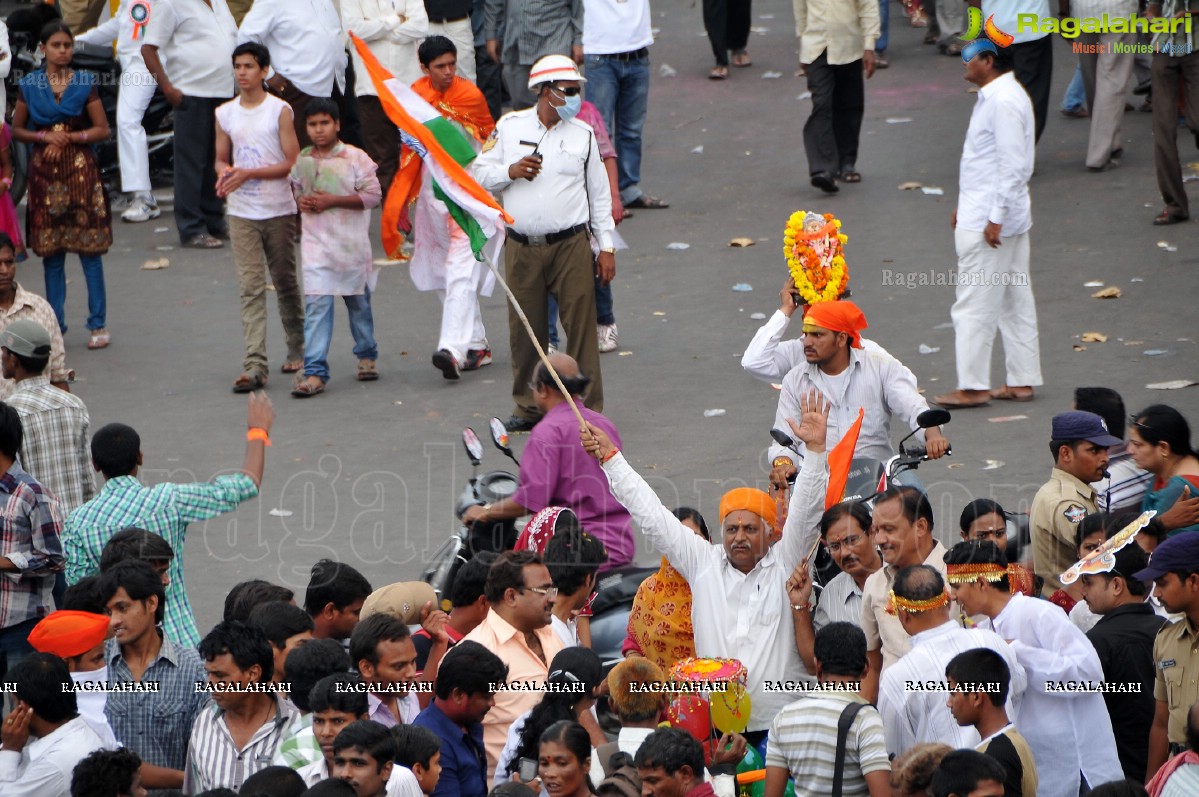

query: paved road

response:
[7,0,1198,633]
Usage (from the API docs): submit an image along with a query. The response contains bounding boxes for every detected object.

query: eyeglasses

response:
[550,85,581,97]
[1128,416,1152,433]
[826,534,866,554]
[521,586,558,598]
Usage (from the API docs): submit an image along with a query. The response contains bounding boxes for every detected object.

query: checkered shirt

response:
[0,284,69,401]
[0,462,63,629]
[8,374,95,515]
[273,712,322,769]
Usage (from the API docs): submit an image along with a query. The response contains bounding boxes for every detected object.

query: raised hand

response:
[786,389,831,453]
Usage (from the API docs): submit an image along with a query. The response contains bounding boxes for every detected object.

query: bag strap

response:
[832,701,868,797]
[597,740,621,774]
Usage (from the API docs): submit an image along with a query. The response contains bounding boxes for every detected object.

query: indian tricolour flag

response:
[349,34,512,265]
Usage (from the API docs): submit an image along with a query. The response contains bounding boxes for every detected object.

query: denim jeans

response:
[548,274,613,348]
[302,291,378,381]
[1062,63,1086,112]
[877,0,890,53]
[584,53,650,205]
[43,252,106,332]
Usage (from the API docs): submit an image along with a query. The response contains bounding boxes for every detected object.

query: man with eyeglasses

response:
[462,550,564,776]
[472,54,614,434]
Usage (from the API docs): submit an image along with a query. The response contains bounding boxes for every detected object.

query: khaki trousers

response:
[1077,31,1135,169]
[230,215,306,376]
[506,231,603,420]
[59,0,108,34]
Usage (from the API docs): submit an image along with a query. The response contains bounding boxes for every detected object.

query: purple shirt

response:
[512,403,634,569]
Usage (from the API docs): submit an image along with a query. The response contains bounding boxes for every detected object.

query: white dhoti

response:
[950,227,1042,391]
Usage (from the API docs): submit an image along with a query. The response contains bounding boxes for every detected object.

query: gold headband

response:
[945,563,1008,585]
[886,588,949,615]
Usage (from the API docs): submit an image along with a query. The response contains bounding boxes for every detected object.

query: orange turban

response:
[28,610,109,658]
[719,488,777,532]
[803,300,868,349]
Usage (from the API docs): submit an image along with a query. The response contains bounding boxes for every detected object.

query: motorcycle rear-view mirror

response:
[770,428,797,450]
[916,408,951,429]
[463,428,484,467]
[490,418,513,454]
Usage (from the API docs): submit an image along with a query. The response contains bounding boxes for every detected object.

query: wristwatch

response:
[772,456,793,470]
[600,246,616,254]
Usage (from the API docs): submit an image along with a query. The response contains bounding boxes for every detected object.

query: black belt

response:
[429,15,470,23]
[601,47,649,62]
[508,224,587,246]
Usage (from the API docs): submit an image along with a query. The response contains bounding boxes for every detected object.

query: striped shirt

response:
[183,693,297,793]
[1162,763,1199,797]
[0,462,63,629]
[765,692,890,797]
[813,571,866,631]
[9,374,95,515]
[741,309,892,384]
[104,635,210,772]
[482,0,582,65]
[1092,451,1152,513]
[0,284,69,401]
[64,473,259,647]
[272,712,321,769]
[1152,0,1194,53]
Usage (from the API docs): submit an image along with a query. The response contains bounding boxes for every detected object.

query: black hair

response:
[485,550,541,603]
[239,766,305,797]
[449,552,496,608]
[39,20,72,45]
[418,35,457,66]
[544,527,608,596]
[875,485,934,531]
[1075,387,1127,440]
[97,559,166,624]
[310,672,368,717]
[71,748,142,797]
[944,648,1009,707]
[1076,512,1108,550]
[248,601,315,648]
[232,41,270,69]
[1132,404,1197,458]
[10,652,76,722]
[539,721,595,777]
[196,791,238,797]
[820,500,872,539]
[893,565,946,603]
[532,362,591,398]
[1049,438,1089,463]
[930,750,1007,797]
[11,350,49,376]
[1081,513,1152,596]
[491,783,538,797]
[304,98,340,122]
[958,498,1006,535]
[91,423,140,479]
[633,727,704,779]
[305,560,372,616]
[507,648,602,777]
[224,579,295,623]
[0,402,23,460]
[0,232,14,255]
[198,620,275,684]
[299,780,357,797]
[391,724,441,769]
[333,720,396,771]
[1087,782,1150,797]
[62,575,106,614]
[99,528,174,571]
[812,622,867,677]
[672,507,710,541]
[434,640,508,700]
[944,540,1011,593]
[284,638,352,713]
[350,612,412,669]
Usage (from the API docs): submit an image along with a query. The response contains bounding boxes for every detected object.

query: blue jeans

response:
[1062,63,1085,112]
[877,0,890,53]
[302,291,377,380]
[43,252,106,332]
[548,274,614,348]
[584,53,650,205]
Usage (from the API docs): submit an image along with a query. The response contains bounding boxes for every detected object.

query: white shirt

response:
[741,310,892,384]
[1091,449,1152,513]
[239,0,348,96]
[1071,0,1138,18]
[982,594,1124,797]
[581,0,652,54]
[214,95,299,220]
[0,22,10,123]
[980,0,1050,44]
[77,0,158,67]
[299,751,424,796]
[69,668,120,749]
[551,614,579,648]
[0,716,107,797]
[343,0,429,94]
[957,72,1034,237]
[142,0,238,98]
[769,346,933,467]
[878,620,1026,758]
[601,451,823,731]
[589,727,654,786]
[472,108,615,250]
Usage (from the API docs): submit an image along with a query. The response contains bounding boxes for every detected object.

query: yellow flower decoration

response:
[783,211,850,306]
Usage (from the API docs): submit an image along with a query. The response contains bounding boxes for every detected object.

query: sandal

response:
[626,195,669,209]
[182,233,224,249]
[290,376,325,398]
[709,65,729,80]
[233,372,267,394]
[732,50,752,68]
[839,166,862,183]
[87,329,110,350]
[281,359,303,373]
[990,386,1034,402]
[357,359,379,381]
[932,390,991,409]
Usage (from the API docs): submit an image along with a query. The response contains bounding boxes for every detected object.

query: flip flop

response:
[626,195,669,209]
[709,66,729,80]
[233,372,267,394]
[291,377,325,398]
[991,386,1034,402]
[932,391,991,409]
[281,359,303,373]
[732,51,752,67]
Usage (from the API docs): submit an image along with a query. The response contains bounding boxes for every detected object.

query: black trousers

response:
[803,53,864,176]
[173,94,228,241]
[1011,36,1053,142]
[703,0,751,66]
[476,44,505,122]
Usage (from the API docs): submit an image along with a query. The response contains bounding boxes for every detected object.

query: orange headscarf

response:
[28,610,109,658]
[719,488,778,532]
[803,300,868,349]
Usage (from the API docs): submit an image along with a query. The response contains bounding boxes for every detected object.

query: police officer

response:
[1030,411,1121,599]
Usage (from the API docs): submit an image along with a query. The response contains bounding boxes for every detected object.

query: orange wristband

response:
[247,428,271,446]
[601,448,619,464]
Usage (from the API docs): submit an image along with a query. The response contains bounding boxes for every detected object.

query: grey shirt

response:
[483,0,582,65]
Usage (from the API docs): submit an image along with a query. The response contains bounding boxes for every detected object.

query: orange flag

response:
[826,408,865,509]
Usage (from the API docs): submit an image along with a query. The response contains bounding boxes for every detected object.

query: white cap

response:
[528,54,586,90]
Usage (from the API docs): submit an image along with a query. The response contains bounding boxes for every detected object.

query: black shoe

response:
[811,171,839,193]
[504,414,538,432]
[1133,80,1151,96]
[432,349,460,380]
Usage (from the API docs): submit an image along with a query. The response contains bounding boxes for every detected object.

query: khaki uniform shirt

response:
[1153,614,1199,744]
[1031,468,1096,596]
[861,541,957,671]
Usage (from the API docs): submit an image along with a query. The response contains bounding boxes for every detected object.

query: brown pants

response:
[271,80,317,149]
[230,215,306,377]
[506,231,603,421]
[226,0,256,25]
[358,95,399,197]
[1152,52,1199,217]
[59,0,108,34]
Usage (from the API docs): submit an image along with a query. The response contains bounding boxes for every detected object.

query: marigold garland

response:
[783,210,850,306]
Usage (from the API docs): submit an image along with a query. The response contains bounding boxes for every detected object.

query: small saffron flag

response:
[826,407,865,509]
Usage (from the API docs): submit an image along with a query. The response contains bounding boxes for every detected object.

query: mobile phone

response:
[791,291,802,306]
[518,758,538,782]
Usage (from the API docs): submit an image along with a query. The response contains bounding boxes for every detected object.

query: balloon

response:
[711,682,752,734]
[783,780,795,797]
[666,693,710,743]
[736,747,765,797]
